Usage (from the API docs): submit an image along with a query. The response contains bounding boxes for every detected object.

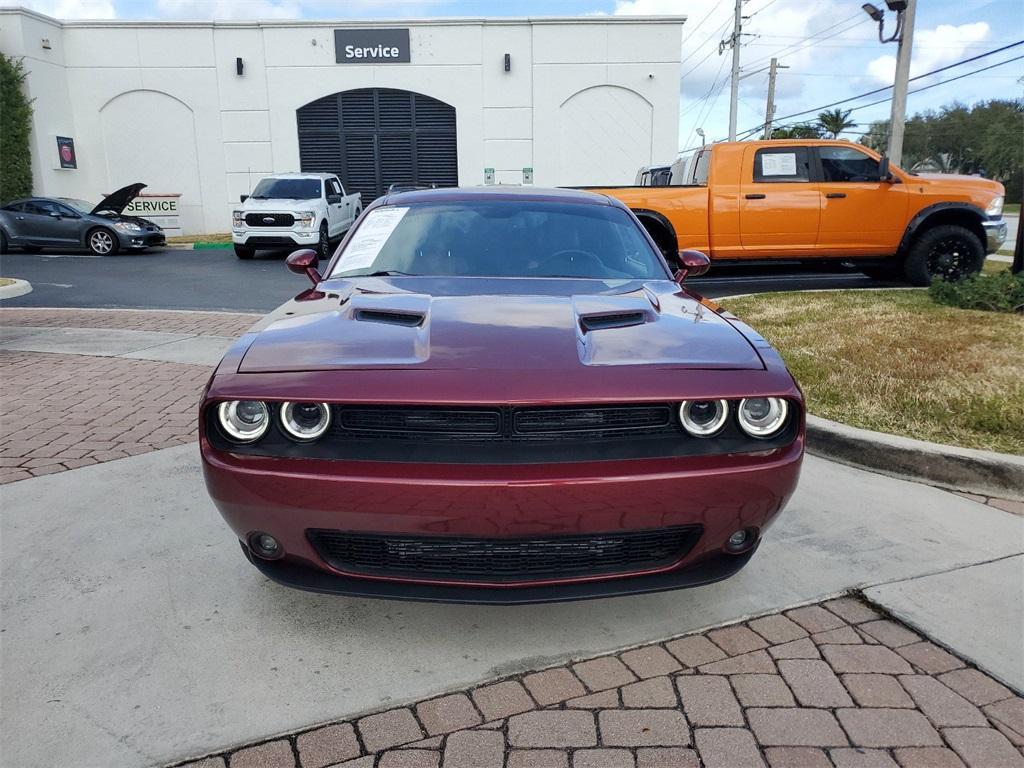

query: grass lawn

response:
[1004,202,1020,215]
[726,289,1024,455]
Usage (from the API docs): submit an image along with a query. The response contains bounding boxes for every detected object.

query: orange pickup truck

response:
[590,140,1007,285]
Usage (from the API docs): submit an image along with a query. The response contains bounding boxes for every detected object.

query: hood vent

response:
[580,311,646,332]
[354,309,425,328]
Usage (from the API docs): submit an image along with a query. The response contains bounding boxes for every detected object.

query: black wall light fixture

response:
[236,57,244,76]
[504,53,511,72]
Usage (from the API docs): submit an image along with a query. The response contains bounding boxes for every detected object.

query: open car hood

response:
[92,183,146,215]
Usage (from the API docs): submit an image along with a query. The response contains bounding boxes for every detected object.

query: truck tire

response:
[317,223,330,260]
[234,245,255,260]
[903,224,984,286]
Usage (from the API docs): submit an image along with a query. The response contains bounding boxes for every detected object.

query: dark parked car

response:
[0,183,166,255]
[200,186,805,604]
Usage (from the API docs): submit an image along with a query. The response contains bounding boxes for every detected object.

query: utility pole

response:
[763,58,779,140]
[886,0,916,165]
[726,0,743,141]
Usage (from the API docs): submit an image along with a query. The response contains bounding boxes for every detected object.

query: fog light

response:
[726,528,756,552]
[249,532,283,559]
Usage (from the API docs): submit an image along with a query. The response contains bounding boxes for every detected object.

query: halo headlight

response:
[679,399,729,437]
[280,402,331,441]
[737,397,789,438]
[217,400,270,442]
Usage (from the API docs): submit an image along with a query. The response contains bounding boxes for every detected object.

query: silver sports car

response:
[0,183,166,256]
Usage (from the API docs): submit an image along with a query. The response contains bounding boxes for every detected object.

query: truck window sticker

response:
[333,206,410,274]
[761,153,798,177]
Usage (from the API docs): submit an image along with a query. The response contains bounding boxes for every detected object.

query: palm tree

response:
[817,108,857,139]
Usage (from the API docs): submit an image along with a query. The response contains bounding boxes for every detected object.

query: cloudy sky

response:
[12,0,1024,153]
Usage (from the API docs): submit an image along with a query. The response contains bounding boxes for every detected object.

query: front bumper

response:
[983,218,1007,253]
[202,439,803,602]
[233,229,319,249]
[118,231,165,249]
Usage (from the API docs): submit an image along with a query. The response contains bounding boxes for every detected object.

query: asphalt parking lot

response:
[0,246,894,312]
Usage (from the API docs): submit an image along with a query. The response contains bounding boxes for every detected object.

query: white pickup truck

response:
[231,173,361,260]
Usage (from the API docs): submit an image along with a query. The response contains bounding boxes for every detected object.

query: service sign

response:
[334,29,410,64]
[123,193,182,236]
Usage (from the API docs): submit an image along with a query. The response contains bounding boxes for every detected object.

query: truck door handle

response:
[745,193,766,200]
[826,192,847,199]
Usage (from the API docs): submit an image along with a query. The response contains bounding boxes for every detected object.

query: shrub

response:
[929,270,1024,313]
[0,53,33,203]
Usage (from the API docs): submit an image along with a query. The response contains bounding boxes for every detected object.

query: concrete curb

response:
[166,242,232,250]
[0,278,32,300]
[807,414,1024,501]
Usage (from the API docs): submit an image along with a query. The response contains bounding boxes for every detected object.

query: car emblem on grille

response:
[262,216,275,224]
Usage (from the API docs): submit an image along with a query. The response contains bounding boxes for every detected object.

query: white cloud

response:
[866,22,990,83]
[20,0,116,18]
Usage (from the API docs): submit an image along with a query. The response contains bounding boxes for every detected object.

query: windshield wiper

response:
[357,270,420,277]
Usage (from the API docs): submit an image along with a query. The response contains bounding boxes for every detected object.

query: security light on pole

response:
[862,0,916,166]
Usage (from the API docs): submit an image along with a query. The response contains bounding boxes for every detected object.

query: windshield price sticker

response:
[761,153,797,176]
[334,207,409,274]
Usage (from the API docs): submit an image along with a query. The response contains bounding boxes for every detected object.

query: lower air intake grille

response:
[308,526,701,582]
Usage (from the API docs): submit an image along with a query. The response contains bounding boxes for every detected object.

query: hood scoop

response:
[355,309,425,327]
[579,311,647,332]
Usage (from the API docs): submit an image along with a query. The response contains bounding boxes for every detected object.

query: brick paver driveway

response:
[180,597,1023,768]
[0,308,258,483]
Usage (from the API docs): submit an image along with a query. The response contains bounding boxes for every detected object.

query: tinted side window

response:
[330,178,344,196]
[819,146,881,182]
[2,202,23,212]
[753,147,811,183]
[23,200,59,215]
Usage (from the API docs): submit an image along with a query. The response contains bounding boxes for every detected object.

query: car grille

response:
[245,212,295,227]
[308,526,701,582]
[332,404,676,442]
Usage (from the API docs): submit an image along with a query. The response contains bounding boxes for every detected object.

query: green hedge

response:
[929,271,1024,313]
[0,54,33,203]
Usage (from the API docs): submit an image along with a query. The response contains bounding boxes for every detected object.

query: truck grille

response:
[308,526,701,582]
[245,212,295,227]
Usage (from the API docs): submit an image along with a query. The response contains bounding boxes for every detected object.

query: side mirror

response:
[48,211,63,219]
[327,194,342,205]
[673,250,711,283]
[286,248,322,286]
[878,156,892,182]
[240,194,249,203]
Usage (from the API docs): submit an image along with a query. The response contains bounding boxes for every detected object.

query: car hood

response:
[912,173,1005,195]
[241,197,318,211]
[238,278,764,374]
[92,183,146,215]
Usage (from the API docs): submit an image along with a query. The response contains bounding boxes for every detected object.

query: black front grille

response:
[339,406,501,436]
[332,404,676,442]
[308,526,701,582]
[245,212,295,227]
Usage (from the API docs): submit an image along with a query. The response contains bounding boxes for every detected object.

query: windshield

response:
[59,198,95,214]
[250,178,322,200]
[330,200,669,281]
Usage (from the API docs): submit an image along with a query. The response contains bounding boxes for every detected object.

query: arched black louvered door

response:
[297,88,458,202]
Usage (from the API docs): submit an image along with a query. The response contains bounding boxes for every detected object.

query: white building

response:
[0,8,684,235]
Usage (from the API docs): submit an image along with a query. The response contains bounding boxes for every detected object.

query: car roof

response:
[381,186,616,207]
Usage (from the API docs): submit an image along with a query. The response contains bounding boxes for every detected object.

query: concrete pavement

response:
[0,325,235,366]
[2,445,1021,768]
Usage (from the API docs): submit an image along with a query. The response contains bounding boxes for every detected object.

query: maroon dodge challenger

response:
[200,186,804,603]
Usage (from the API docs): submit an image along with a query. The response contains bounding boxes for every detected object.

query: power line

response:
[746,54,1024,139]
[734,40,1024,138]
[742,13,866,69]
